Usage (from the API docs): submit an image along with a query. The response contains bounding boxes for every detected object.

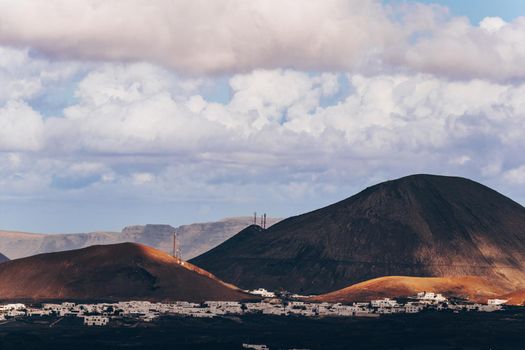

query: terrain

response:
[0,243,252,302]
[191,174,525,294]
[500,289,525,305]
[2,311,525,350]
[310,276,507,303]
[0,217,280,260]
[0,252,8,263]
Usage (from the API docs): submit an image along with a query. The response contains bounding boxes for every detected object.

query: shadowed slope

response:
[0,252,8,263]
[192,174,525,294]
[0,243,252,302]
[310,276,508,303]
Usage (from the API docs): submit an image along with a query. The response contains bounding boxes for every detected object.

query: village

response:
[0,290,509,327]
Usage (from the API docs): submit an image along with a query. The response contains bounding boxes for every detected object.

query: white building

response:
[371,298,399,308]
[487,299,507,305]
[26,308,52,317]
[478,304,503,312]
[416,292,447,303]
[249,288,275,298]
[0,303,26,311]
[205,301,243,315]
[404,304,421,313]
[83,315,110,326]
[243,344,270,350]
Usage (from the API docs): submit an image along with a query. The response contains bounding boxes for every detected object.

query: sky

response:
[1,0,525,233]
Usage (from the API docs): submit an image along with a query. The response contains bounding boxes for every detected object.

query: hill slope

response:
[499,289,525,305]
[310,276,507,303]
[0,252,8,263]
[0,217,281,260]
[0,243,252,302]
[191,174,525,294]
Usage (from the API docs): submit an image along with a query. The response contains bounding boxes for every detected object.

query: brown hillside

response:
[499,289,525,305]
[192,174,525,294]
[0,243,252,302]
[310,276,509,303]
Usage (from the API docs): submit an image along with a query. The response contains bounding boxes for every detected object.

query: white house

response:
[404,304,421,313]
[249,288,276,298]
[0,303,26,311]
[83,315,110,326]
[242,344,270,350]
[371,298,398,308]
[26,308,52,317]
[416,292,447,303]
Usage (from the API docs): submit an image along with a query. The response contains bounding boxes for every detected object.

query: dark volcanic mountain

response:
[0,252,8,263]
[0,243,252,302]
[191,174,525,294]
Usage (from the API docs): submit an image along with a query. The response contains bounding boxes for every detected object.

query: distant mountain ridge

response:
[191,174,525,294]
[0,243,252,302]
[0,217,281,260]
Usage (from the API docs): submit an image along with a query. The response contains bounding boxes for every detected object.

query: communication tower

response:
[172,232,182,259]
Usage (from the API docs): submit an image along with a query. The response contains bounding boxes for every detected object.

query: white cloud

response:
[41,63,232,154]
[2,51,525,224]
[479,17,507,33]
[504,165,525,185]
[0,47,42,101]
[0,100,44,151]
[6,153,22,168]
[402,16,525,81]
[131,172,155,185]
[450,155,471,165]
[0,2,524,81]
[2,2,525,231]
[227,70,339,129]
[6,64,524,175]
[0,0,397,74]
[0,46,82,103]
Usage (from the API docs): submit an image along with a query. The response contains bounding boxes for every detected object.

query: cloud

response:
[3,59,525,164]
[2,62,525,192]
[131,172,155,185]
[401,16,525,81]
[0,100,44,151]
[0,0,398,74]
[0,46,83,103]
[227,70,339,129]
[1,1,524,81]
[479,17,507,33]
[2,46,525,229]
[504,165,525,185]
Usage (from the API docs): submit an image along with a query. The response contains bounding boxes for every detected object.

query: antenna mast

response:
[172,232,182,260]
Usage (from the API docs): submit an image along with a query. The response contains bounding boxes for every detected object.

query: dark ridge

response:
[0,252,8,263]
[191,174,525,294]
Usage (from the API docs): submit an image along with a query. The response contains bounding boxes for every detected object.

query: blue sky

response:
[412,0,525,23]
[1,0,525,233]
